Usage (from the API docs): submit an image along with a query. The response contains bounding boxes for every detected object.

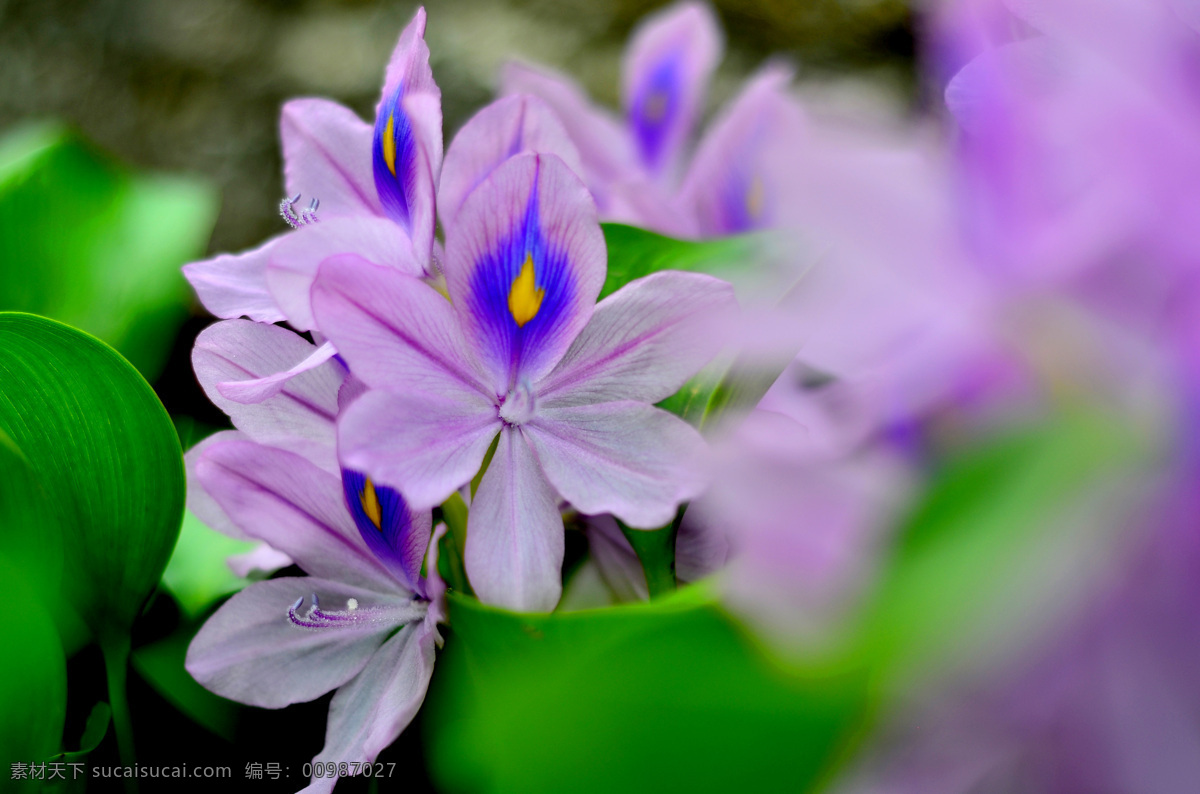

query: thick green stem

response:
[618,510,682,599]
[100,632,138,794]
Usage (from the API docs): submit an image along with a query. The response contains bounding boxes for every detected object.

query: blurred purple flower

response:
[938,0,1200,370]
[310,152,735,611]
[502,1,804,238]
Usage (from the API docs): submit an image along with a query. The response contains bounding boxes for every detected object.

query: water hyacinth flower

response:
[502,1,805,238]
[311,151,736,611]
[184,319,350,575]
[182,8,440,334]
[186,437,445,794]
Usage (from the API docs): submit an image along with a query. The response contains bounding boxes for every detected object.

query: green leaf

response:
[435,493,473,595]
[855,409,1153,686]
[53,702,112,761]
[617,514,680,598]
[425,587,870,794]
[0,313,185,639]
[0,122,218,379]
[600,223,762,301]
[0,552,67,768]
[162,511,258,620]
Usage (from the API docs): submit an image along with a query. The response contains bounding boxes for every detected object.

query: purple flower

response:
[186,437,445,794]
[182,8,439,334]
[310,151,735,611]
[184,319,350,575]
[501,2,805,238]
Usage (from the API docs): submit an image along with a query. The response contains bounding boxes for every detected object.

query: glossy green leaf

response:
[0,122,218,379]
[162,511,258,620]
[425,586,870,794]
[600,223,762,301]
[0,313,185,639]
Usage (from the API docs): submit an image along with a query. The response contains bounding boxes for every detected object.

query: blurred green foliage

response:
[161,511,258,621]
[0,122,217,380]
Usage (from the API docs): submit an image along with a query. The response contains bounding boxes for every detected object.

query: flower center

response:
[498,380,536,426]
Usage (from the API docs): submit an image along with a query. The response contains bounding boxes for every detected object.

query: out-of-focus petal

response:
[677,63,805,236]
[438,94,585,230]
[183,236,287,323]
[195,440,399,592]
[186,577,404,709]
[311,256,491,398]
[300,621,436,794]
[226,543,293,579]
[698,410,909,650]
[621,1,723,177]
[602,176,697,235]
[192,320,341,470]
[337,388,498,511]
[465,428,564,611]
[500,61,640,206]
[537,271,735,407]
[525,402,706,528]
[267,215,422,331]
[444,152,606,394]
[281,98,381,219]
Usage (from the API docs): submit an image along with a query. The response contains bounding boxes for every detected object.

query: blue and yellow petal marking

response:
[466,177,577,384]
[630,53,682,172]
[359,477,383,530]
[508,253,545,328]
[373,86,416,228]
[341,469,421,588]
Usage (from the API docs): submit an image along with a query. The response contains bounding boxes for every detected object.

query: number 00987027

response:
[302,762,396,779]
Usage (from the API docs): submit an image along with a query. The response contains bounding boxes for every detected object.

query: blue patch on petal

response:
[717,167,769,235]
[341,468,423,592]
[466,174,576,391]
[373,85,418,230]
[630,53,682,172]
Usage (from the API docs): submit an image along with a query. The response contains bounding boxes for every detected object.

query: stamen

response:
[280,194,322,229]
[287,593,423,630]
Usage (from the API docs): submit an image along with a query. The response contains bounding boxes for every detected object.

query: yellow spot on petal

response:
[746,174,765,220]
[360,478,383,530]
[382,115,397,177]
[643,91,668,124]
[508,253,545,328]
